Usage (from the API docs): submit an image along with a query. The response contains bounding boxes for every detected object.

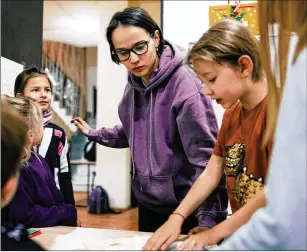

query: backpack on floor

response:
[87,186,120,214]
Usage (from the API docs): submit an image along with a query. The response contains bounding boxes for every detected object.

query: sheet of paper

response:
[93,235,183,250]
[48,231,183,250]
[1,57,24,96]
[48,228,90,250]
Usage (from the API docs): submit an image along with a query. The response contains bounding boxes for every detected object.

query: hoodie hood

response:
[128,41,184,95]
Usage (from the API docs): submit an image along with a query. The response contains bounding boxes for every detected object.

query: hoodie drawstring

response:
[130,91,136,179]
[149,91,154,177]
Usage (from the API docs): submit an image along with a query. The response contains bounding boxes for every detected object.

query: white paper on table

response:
[48,228,94,250]
[97,235,218,250]
[49,232,183,250]
[97,235,183,250]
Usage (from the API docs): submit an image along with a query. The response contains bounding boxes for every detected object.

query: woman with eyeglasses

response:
[71,7,228,234]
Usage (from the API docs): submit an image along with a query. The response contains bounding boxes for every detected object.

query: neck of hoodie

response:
[142,53,159,85]
[128,41,183,95]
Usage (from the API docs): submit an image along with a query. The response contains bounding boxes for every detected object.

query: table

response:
[32,226,187,250]
[70,159,96,207]
[32,226,152,250]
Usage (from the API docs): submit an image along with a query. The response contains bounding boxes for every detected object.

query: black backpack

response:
[84,141,96,162]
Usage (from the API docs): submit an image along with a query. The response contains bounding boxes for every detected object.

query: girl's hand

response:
[177,229,218,251]
[188,226,210,236]
[143,214,184,251]
[71,117,92,136]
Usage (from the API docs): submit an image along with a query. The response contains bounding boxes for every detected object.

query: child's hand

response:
[177,229,217,250]
[188,226,210,236]
[71,117,92,136]
[143,214,184,250]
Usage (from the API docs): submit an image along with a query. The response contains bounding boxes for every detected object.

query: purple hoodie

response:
[1,152,77,228]
[88,41,228,227]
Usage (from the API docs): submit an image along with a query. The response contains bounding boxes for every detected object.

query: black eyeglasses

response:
[113,34,153,62]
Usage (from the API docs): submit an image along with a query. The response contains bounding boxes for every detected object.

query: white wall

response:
[86,47,98,118]
[95,1,131,209]
[163,1,257,127]
[164,0,257,49]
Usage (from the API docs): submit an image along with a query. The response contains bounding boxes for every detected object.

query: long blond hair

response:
[1,95,42,163]
[1,101,28,188]
[259,1,307,145]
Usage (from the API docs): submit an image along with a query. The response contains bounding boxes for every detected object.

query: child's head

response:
[14,66,53,112]
[1,101,28,208]
[3,95,44,153]
[188,20,263,109]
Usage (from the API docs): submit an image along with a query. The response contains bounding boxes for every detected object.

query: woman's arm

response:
[71,117,129,148]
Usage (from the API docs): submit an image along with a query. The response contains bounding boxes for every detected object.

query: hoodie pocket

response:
[137,174,179,205]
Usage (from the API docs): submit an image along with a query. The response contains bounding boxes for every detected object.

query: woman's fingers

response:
[71,117,90,135]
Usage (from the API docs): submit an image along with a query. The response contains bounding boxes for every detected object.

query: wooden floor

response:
[74,192,138,231]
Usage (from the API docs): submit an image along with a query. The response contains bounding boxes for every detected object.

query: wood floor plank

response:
[74,192,138,231]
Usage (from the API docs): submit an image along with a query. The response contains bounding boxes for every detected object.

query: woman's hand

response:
[71,117,92,136]
[143,214,184,251]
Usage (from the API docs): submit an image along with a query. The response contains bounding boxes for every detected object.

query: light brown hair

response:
[1,101,28,188]
[1,95,42,163]
[259,1,307,145]
[14,66,53,96]
[188,20,264,82]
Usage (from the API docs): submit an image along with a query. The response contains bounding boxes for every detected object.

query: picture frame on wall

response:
[209,2,259,36]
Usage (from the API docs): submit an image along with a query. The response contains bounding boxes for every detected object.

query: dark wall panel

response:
[1,0,43,67]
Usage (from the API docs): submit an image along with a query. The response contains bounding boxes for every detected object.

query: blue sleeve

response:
[214,49,307,250]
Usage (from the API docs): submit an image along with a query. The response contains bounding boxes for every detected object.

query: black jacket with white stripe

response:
[38,123,75,205]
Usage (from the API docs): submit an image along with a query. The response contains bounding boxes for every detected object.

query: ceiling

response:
[43,1,163,48]
[43,1,111,47]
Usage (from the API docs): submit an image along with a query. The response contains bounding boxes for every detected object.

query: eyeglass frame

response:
[112,33,154,62]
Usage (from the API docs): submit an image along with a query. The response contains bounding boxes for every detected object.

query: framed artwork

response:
[44,60,81,117]
[209,1,259,36]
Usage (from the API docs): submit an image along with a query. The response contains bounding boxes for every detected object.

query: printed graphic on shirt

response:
[225,143,245,177]
[225,143,264,206]
[233,167,264,205]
